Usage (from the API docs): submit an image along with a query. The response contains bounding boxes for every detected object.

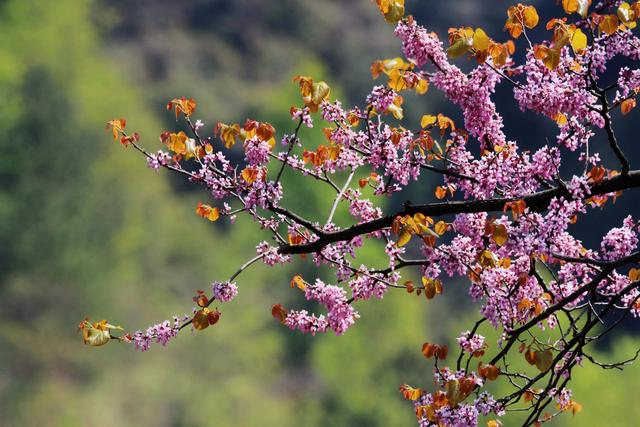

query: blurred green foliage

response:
[0,1,638,426]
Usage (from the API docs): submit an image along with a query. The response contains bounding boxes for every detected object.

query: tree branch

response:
[279,170,640,255]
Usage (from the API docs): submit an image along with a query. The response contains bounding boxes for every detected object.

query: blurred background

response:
[1,0,639,426]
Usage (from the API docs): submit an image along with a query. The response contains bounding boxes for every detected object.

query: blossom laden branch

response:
[95,1,640,425]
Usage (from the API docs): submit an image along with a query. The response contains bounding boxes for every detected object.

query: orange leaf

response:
[524,347,537,365]
[271,304,288,324]
[166,97,197,119]
[621,98,636,115]
[534,44,561,70]
[196,202,220,222]
[435,186,447,199]
[563,0,591,17]
[422,342,436,358]
[207,309,221,326]
[242,167,259,184]
[215,122,241,149]
[399,384,422,401]
[106,119,126,141]
[599,14,619,35]
[193,309,211,330]
[422,277,443,300]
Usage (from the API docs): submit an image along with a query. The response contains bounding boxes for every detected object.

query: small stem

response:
[327,169,355,225]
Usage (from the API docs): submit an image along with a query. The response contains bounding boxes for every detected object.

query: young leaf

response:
[421,114,437,128]
[621,98,637,115]
[492,224,509,246]
[399,384,422,401]
[473,28,491,52]
[271,304,288,324]
[570,28,588,54]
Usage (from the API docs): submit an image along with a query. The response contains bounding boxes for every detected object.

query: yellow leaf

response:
[436,114,456,134]
[492,224,509,246]
[555,112,568,125]
[371,57,410,78]
[618,2,637,26]
[448,37,472,58]
[376,0,405,24]
[523,6,539,29]
[500,257,512,268]
[421,115,437,128]
[571,401,583,415]
[478,250,499,268]
[534,45,561,70]
[215,122,241,149]
[473,28,491,52]
[387,96,404,120]
[290,275,307,291]
[445,380,466,407]
[83,327,111,346]
[293,76,330,112]
[571,28,588,55]
[208,207,220,221]
[396,229,412,247]
[387,69,404,91]
[434,220,447,236]
[415,78,429,95]
[164,131,188,155]
[310,81,331,112]
[79,318,123,347]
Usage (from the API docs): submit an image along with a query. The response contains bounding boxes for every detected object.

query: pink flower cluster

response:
[366,85,397,112]
[285,279,359,335]
[256,241,291,266]
[146,150,172,170]
[456,331,486,355]
[291,106,314,128]
[116,4,640,426]
[212,281,238,302]
[243,136,272,166]
[133,316,183,351]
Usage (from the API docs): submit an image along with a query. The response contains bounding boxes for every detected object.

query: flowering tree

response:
[81,0,640,425]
